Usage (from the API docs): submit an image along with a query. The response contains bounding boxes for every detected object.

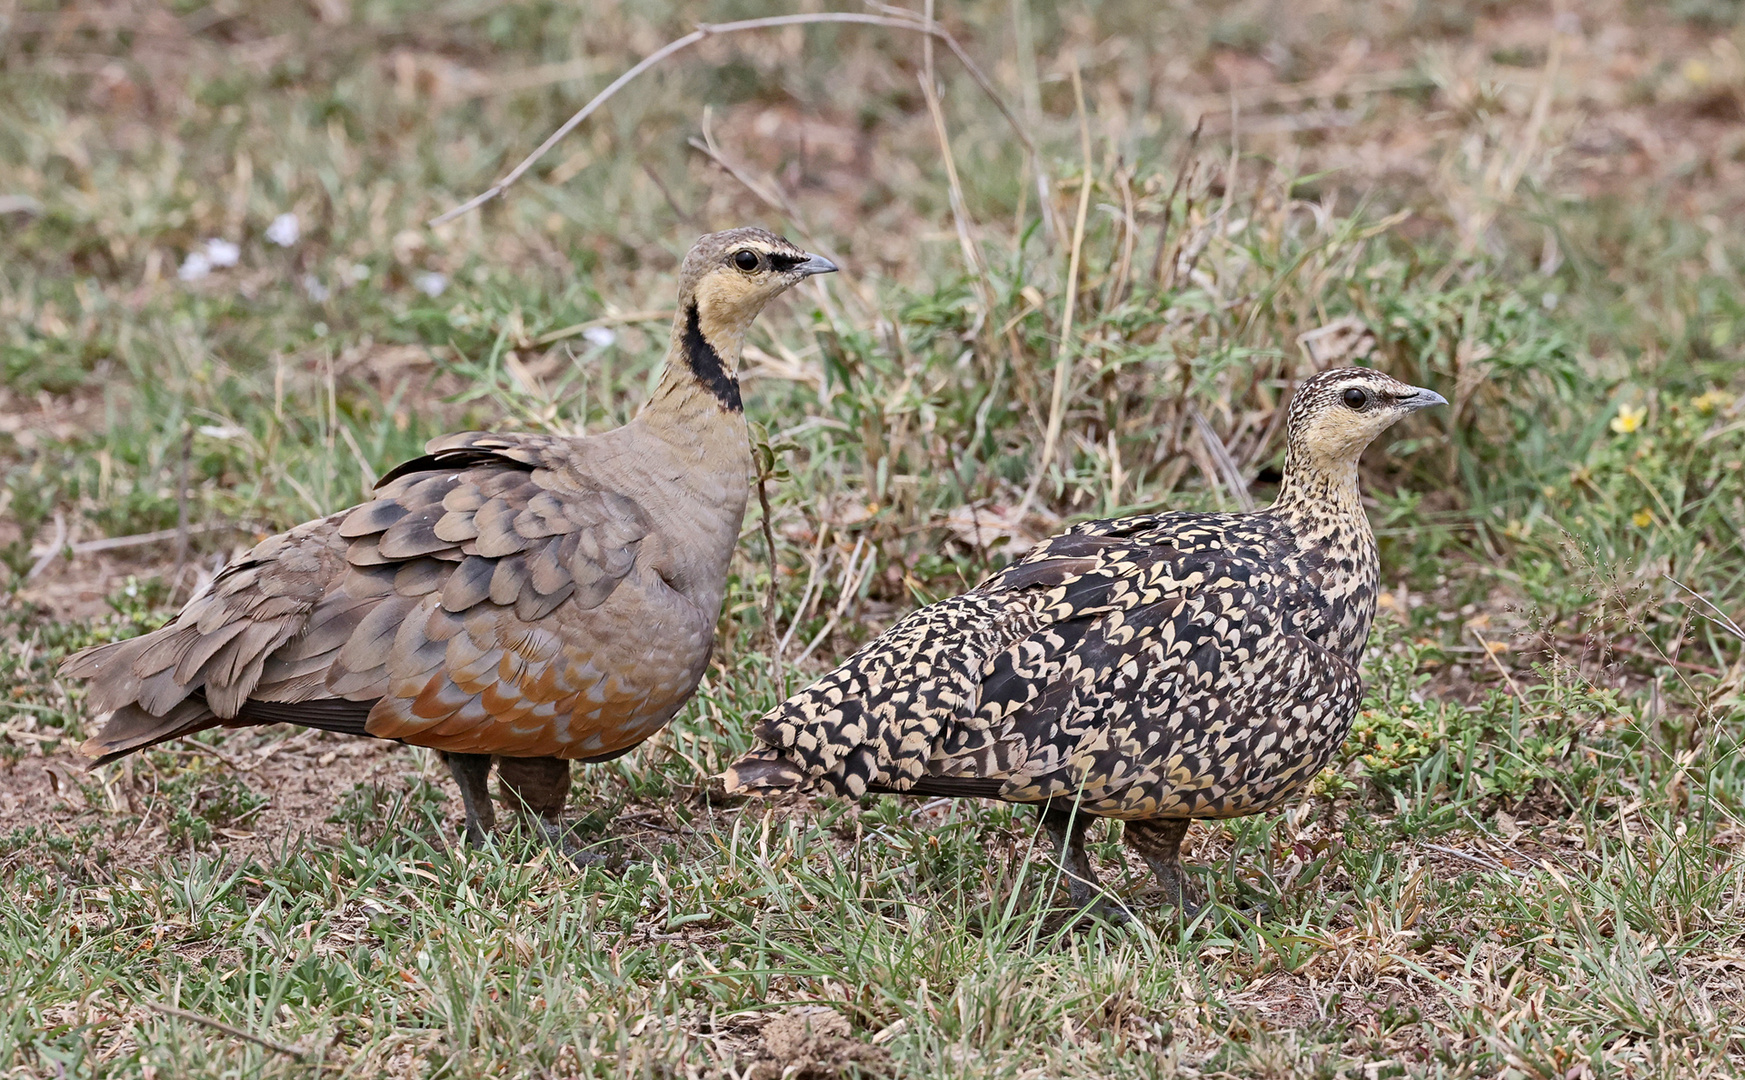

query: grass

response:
[3,0,1745,1075]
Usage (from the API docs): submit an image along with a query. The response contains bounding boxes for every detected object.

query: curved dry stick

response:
[430,12,1035,226]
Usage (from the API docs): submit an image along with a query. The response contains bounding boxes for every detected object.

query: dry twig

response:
[1422,843,1529,879]
[531,309,672,347]
[1469,626,1526,702]
[1189,406,1256,512]
[794,536,872,667]
[917,0,991,308]
[1018,53,1094,516]
[146,1002,310,1060]
[1150,117,1202,290]
[28,522,249,562]
[25,510,66,581]
[172,423,193,587]
[430,12,1034,226]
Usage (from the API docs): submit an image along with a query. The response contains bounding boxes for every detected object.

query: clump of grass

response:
[326,776,452,844]
[155,761,268,846]
[2,0,1745,1076]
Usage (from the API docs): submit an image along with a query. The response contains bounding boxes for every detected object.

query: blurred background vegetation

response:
[3,0,1745,1075]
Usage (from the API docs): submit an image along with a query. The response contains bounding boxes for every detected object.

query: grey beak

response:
[1403,386,1448,410]
[795,253,838,277]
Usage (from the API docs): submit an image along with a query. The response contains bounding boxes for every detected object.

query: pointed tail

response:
[80,699,220,766]
[721,748,808,795]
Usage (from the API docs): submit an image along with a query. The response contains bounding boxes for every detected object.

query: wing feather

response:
[732,512,1357,819]
[67,429,691,765]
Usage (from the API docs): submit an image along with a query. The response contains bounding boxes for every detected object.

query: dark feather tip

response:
[722,754,805,794]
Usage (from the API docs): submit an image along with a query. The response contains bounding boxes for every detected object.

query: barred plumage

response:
[725,367,1446,917]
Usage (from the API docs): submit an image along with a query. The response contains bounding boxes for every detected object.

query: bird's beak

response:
[794,253,838,277]
[1401,386,1448,411]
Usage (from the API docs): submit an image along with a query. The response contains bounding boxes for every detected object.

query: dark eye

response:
[733,250,760,272]
[1341,387,1369,410]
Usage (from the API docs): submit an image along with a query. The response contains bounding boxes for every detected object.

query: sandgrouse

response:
[724,367,1444,917]
[66,228,836,848]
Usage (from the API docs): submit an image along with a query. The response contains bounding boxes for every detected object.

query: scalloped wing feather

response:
[66,431,693,764]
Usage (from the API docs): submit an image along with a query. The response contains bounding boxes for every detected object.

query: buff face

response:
[681,229,836,359]
[1288,369,1447,466]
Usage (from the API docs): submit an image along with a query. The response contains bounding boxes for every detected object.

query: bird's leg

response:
[495,757,603,865]
[495,755,570,823]
[440,752,496,846]
[1039,804,1126,923]
[1122,818,1200,916]
[495,755,569,839]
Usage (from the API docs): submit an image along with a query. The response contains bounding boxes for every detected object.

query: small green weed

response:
[155,761,269,846]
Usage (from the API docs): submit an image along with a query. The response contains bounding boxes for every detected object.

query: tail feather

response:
[81,699,221,766]
[59,637,156,715]
[721,749,807,794]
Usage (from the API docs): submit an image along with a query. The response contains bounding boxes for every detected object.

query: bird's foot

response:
[1060,879,1134,926]
[524,818,621,870]
[1079,896,1134,926]
[1142,857,1207,921]
[1233,898,1272,921]
[1166,894,1205,921]
[1037,894,1131,933]
[1156,890,1207,925]
[1159,877,1204,919]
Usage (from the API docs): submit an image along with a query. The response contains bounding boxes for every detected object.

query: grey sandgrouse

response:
[65,228,836,848]
[724,367,1445,917]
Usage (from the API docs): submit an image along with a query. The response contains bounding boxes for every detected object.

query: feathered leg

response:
[494,756,577,846]
[441,751,496,846]
[1039,804,1127,922]
[1123,818,1200,916]
[497,756,614,866]
[495,756,569,822]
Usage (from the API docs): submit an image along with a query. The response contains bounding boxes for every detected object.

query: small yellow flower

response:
[1611,404,1647,435]
[1693,390,1732,414]
[1684,58,1712,86]
[1632,509,1653,528]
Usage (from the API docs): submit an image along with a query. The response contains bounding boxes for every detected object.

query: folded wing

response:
[69,431,664,763]
[733,517,1360,817]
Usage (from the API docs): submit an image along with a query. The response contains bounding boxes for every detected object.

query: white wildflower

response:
[204,238,240,268]
[582,326,617,349]
[266,213,300,247]
[414,271,448,297]
[178,251,212,281]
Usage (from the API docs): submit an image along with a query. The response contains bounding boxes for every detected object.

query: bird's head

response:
[676,228,837,358]
[1285,366,1447,469]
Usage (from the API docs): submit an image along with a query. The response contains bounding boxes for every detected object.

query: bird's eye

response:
[733,250,760,272]
[1341,387,1369,410]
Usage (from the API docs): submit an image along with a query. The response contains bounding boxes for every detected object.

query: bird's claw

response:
[1082,897,1133,925]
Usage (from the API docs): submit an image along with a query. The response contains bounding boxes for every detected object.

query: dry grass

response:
[3,0,1745,1076]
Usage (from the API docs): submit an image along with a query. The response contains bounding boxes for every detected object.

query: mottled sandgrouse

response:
[724,367,1444,917]
[66,228,836,848]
